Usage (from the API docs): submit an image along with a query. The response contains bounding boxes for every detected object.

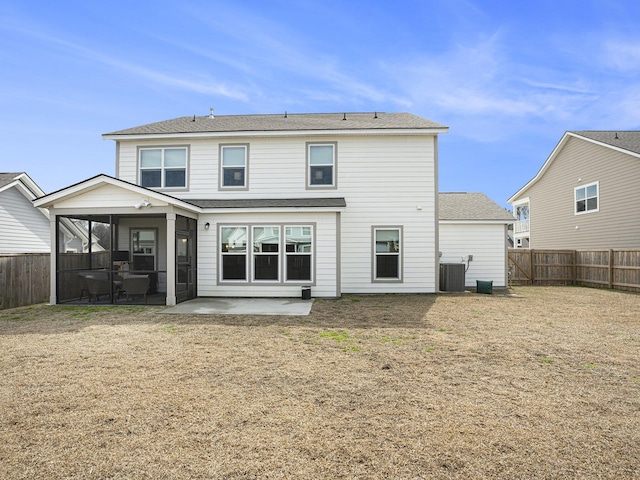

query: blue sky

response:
[2,0,640,207]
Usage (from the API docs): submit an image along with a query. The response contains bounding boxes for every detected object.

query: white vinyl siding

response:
[339,136,437,293]
[439,223,508,288]
[116,134,439,295]
[0,187,50,253]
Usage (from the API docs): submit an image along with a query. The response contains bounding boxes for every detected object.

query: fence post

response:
[530,249,535,284]
[572,250,577,285]
[608,249,614,289]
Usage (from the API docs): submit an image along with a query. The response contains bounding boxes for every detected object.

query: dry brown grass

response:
[0,286,639,479]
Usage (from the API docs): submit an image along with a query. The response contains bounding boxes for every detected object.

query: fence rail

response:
[0,254,50,310]
[509,248,640,292]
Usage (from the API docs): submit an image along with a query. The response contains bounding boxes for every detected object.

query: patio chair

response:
[78,271,122,302]
[122,275,150,303]
[84,275,112,302]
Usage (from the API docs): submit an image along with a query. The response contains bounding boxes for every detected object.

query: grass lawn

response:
[1,286,639,479]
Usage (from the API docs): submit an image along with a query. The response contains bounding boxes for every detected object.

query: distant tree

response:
[91,223,111,250]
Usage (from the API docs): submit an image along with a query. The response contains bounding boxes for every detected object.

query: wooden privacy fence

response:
[508,249,640,292]
[0,254,50,310]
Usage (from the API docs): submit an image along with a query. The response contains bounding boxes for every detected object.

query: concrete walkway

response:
[161,297,313,316]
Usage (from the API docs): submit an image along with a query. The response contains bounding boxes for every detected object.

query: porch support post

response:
[49,214,57,305]
[166,212,177,306]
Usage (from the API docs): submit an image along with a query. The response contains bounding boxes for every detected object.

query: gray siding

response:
[523,136,640,249]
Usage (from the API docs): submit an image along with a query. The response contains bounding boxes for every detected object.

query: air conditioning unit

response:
[440,263,465,292]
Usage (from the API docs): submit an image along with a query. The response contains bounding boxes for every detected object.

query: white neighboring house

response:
[439,192,514,288]
[0,172,105,255]
[0,172,55,254]
[34,112,449,305]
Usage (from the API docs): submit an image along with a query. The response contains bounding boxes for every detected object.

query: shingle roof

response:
[0,172,24,188]
[104,112,447,136]
[439,192,514,221]
[571,131,640,155]
[186,197,346,209]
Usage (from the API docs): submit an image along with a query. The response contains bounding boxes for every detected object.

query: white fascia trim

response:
[507,133,573,203]
[200,206,346,214]
[102,128,449,141]
[33,175,201,213]
[439,219,513,225]
[511,197,530,208]
[13,173,46,197]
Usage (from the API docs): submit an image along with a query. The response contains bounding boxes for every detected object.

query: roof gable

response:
[33,174,199,212]
[508,130,640,203]
[0,172,45,198]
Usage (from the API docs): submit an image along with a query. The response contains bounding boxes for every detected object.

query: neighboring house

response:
[34,112,449,305]
[508,131,640,249]
[0,172,105,255]
[439,192,514,288]
[0,172,50,253]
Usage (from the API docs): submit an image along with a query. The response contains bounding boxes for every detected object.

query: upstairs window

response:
[307,143,336,188]
[139,147,187,188]
[220,144,248,189]
[575,182,599,214]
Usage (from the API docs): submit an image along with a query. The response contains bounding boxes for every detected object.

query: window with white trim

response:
[373,227,402,281]
[139,147,187,188]
[220,144,248,189]
[285,226,312,281]
[253,226,280,281]
[219,225,313,283]
[220,226,248,281]
[307,143,336,188]
[131,229,157,271]
[575,181,599,214]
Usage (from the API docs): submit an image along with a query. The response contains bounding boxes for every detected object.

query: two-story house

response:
[34,112,448,305]
[508,130,640,249]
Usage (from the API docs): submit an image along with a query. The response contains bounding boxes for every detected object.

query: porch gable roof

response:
[33,174,200,213]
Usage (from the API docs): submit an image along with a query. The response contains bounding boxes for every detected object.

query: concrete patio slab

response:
[160,297,313,316]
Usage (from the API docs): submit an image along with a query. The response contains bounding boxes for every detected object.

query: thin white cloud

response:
[600,39,640,72]
[180,4,411,108]
[0,18,250,101]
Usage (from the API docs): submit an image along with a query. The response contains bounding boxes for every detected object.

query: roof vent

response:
[343,113,347,121]
[284,111,288,118]
[209,107,215,119]
[374,112,378,119]
[615,132,619,139]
